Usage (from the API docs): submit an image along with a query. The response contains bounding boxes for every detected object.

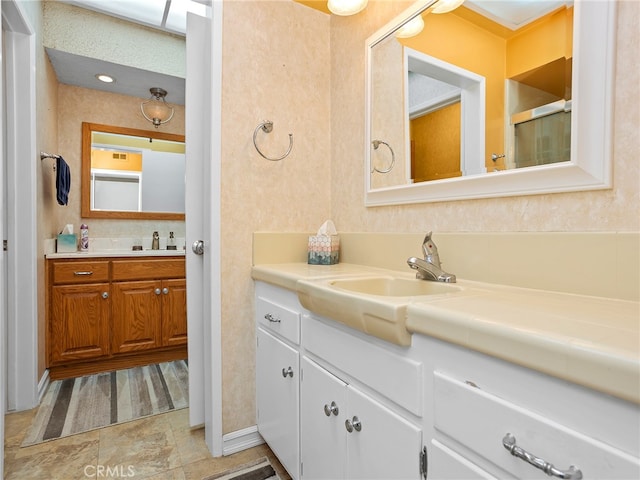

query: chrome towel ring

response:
[371,140,395,174]
[253,120,293,161]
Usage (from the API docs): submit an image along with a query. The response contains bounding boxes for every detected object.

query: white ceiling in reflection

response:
[62,0,209,35]
[465,0,572,30]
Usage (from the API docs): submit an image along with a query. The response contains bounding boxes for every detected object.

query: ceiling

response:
[48,0,211,106]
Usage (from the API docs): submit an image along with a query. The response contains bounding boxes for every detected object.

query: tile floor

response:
[4,407,290,480]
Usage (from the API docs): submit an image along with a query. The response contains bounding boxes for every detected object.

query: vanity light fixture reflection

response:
[328,0,368,16]
[395,15,425,39]
[431,0,465,14]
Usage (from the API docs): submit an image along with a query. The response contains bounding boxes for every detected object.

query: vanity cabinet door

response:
[300,356,348,480]
[256,328,300,479]
[300,356,423,480]
[346,385,422,480]
[111,280,162,353]
[50,283,111,364]
[161,278,187,347]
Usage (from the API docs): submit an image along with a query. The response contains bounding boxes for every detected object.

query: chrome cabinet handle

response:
[324,401,339,417]
[162,287,169,295]
[74,271,93,276]
[102,292,109,299]
[502,434,582,479]
[345,416,362,433]
[281,367,294,378]
[264,313,281,323]
[155,288,161,295]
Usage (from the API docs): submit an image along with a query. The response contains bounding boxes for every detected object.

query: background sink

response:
[329,276,461,297]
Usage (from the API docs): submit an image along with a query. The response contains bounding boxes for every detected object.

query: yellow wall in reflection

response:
[410,103,461,182]
[400,6,573,170]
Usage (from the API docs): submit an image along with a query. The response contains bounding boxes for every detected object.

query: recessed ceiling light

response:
[95,73,115,83]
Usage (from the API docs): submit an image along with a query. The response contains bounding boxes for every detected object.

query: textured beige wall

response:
[330,1,640,233]
[220,1,331,433]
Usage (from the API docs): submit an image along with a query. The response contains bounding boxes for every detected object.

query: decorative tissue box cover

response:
[57,234,78,253]
[308,235,339,265]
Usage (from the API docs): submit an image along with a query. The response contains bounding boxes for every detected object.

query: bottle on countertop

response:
[80,223,89,251]
[152,231,160,250]
[167,231,177,250]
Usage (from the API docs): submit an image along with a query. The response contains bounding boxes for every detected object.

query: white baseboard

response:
[222,425,264,456]
[37,369,50,403]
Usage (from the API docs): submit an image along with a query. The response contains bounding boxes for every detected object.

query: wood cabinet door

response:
[162,278,187,346]
[50,283,110,364]
[111,280,162,354]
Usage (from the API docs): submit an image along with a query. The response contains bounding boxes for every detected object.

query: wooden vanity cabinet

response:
[46,256,187,379]
[49,260,111,364]
[111,259,187,354]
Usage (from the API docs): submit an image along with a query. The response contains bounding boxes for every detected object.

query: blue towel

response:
[56,156,71,206]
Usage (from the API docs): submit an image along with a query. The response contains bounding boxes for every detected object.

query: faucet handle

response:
[422,231,441,268]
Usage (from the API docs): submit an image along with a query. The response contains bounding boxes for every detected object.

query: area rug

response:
[202,457,280,480]
[22,360,189,446]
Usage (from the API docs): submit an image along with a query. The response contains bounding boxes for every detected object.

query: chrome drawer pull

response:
[502,433,582,479]
[264,313,281,323]
[73,271,93,276]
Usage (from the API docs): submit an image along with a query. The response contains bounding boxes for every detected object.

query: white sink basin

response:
[296,275,466,346]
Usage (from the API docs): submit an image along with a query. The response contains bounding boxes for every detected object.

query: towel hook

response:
[371,140,395,174]
[253,120,293,161]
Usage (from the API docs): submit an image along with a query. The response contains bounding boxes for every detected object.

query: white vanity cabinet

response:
[415,335,640,480]
[300,356,423,479]
[255,282,302,480]
[300,313,424,480]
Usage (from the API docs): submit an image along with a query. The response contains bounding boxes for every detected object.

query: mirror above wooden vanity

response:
[81,122,186,220]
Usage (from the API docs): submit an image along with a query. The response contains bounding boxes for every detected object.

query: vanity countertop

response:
[46,249,186,259]
[252,262,640,405]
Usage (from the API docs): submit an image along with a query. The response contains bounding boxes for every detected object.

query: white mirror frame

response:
[365,0,616,206]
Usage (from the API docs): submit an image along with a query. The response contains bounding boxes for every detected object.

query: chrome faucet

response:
[407,232,456,283]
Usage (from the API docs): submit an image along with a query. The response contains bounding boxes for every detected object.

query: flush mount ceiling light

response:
[431,0,466,14]
[327,0,368,16]
[140,87,175,128]
[95,73,115,83]
[395,14,425,38]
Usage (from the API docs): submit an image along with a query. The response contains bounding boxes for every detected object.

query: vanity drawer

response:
[52,261,110,284]
[303,314,423,416]
[433,371,640,479]
[111,258,185,281]
[256,295,300,344]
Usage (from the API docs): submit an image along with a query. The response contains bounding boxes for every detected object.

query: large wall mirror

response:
[365,0,616,205]
[81,122,186,220]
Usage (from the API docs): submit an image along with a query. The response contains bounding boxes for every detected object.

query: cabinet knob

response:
[323,401,339,417]
[162,287,169,295]
[345,416,361,433]
[155,288,161,295]
[281,366,294,378]
[102,292,109,299]
[502,433,582,479]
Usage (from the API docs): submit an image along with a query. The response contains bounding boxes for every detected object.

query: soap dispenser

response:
[167,232,177,250]
[152,231,160,250]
